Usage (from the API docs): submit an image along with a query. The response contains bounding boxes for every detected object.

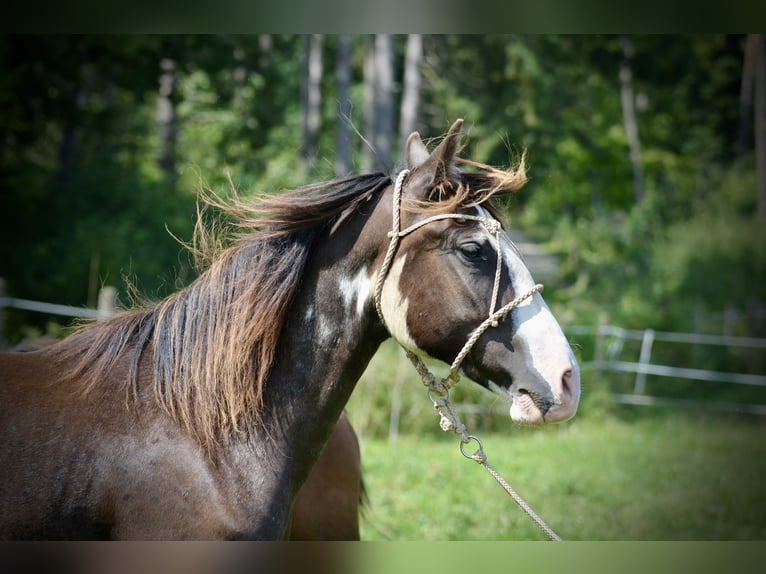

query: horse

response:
[0,118,580,539]
[10,337,364,540]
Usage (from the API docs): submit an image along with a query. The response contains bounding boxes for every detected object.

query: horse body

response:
[2,347,246,539]
[0,119,580,539]
[1,335,364,540]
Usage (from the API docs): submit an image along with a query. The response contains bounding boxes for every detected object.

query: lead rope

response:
[374,169,561,541]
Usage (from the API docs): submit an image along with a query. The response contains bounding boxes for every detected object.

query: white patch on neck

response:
[317,314,335,345]
[306,303,335,345]
[378,255,419,353]
[338,265,372,319]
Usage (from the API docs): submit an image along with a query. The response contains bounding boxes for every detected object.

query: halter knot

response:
[482,219,502,234]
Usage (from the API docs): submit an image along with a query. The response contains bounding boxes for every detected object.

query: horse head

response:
[374,119,580,425]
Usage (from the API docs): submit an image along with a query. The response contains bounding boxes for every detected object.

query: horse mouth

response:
[461,362,559,426]
[510,389,546,425]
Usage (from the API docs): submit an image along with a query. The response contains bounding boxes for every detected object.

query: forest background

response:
[1,33,765,421]
[2,34,766,541]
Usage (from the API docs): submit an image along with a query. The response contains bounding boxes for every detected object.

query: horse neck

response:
[259,193,390,480]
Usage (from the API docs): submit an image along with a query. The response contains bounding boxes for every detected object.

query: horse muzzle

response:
[509,361,580,425]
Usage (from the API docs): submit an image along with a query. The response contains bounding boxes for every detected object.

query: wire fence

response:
[3,278,765,418]
[568,324,766,416]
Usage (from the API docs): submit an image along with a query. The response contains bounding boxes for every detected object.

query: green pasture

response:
[346,342,766,541]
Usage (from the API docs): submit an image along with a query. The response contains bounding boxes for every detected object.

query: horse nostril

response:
[561,369,573,396]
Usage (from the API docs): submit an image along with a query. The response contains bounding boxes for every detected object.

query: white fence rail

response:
[0,296,111,320]
[0,278,117,348]
[386,323,766,441]
[3,278,765,418]
[568,324,766,416]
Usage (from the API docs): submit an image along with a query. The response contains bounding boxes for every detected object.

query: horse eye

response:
[458,242,484,261]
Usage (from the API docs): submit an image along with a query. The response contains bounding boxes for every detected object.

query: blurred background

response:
[1,34,764,540]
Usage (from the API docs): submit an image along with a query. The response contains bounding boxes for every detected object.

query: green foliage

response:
[1,34,761,367]
[652,161,765,314]
[526,157,765,337]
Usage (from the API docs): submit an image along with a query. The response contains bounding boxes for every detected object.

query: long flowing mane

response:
[55,173,391,448]
[52,154,526,449]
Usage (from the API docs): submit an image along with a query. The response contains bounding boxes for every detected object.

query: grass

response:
[354,414,766,540]
[345,337,766,540]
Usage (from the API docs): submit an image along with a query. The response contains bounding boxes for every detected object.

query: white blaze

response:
[476,207,580,422]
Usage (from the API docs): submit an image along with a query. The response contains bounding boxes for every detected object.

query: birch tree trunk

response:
[399,34,423,152]
[373,34,395,171]
[300,34,324,174]
[362,35,395,172]
[619,36,645,204]
[335,35,353,177]
[156,57,178,188]
[258,34,272,68]
[362,35,376,172]
[753,34,766,220]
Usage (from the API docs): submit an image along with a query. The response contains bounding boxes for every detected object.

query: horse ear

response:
[417,118,464,187]
[428,118,464,174]
[401,119,464,201]
[404,131,430,169]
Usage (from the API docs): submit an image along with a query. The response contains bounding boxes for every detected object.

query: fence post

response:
[723,305,737,336]
[97,286,117,319]
[634,328,655,394]
[594,312,608,377]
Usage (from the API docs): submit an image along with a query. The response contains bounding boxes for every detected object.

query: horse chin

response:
[509,392,546,425]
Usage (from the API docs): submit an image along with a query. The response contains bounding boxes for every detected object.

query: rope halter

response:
[371,169,560,541]
[372,169,543,397]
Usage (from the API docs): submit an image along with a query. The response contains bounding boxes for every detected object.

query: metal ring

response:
[428,388,450,404]
[459,435,484,459]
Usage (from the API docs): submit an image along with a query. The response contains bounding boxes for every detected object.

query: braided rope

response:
[373,169,410,330]
[482,460,562,541]
[448,283,543,377]
[373,169,561,541]
[393,212,498,240]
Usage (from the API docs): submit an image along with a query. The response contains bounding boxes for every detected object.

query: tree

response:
[300,34,324,174]
[619,36,645,204]
[362,34,395,172]
[0,34,759,343]
[156,57,179,188]
[334,35,353,177]
[399,34,423,151]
